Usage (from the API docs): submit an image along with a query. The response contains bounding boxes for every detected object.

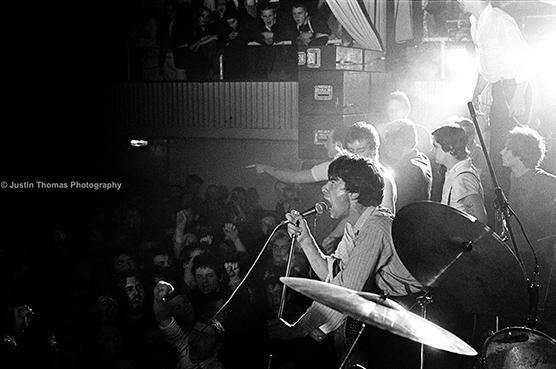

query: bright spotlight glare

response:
[446,47,472,71]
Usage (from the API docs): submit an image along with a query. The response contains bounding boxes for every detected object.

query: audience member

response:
[378,91,439,201]
[211,0,237,25]
[454,116,496,228]
[432,124,488,223]
[249,4,296,46]
[500,126,556,336]
[129,7,163,81]
[153,280,226,369]
[274,182,302,218]
[219,8,253,79]
[343,122,397,213]
[383,118,432,210]
[246,4,297,80]
[157,0,190,80]
[291,2,330,46]
[185,6,220,81]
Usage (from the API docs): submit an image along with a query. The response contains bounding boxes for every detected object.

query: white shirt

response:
[470,3,533,83]
[442,158,484,214]
[311,160,331,182]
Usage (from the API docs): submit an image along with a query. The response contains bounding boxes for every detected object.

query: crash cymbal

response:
[280,277,477,356]
[392,201,529,315]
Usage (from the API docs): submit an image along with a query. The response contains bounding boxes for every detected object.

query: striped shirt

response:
[296,206,422,341]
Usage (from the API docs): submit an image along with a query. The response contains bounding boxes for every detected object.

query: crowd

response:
[0,169,342,369]
[127,0,344,81]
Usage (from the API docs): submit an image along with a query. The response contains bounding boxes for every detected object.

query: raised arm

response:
[248,164,318,184]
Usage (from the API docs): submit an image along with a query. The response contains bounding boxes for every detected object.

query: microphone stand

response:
[467,102,539,327]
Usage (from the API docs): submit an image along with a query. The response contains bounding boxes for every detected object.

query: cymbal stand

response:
[339,323,366,369]
[467,102,540,327]
[416,292,433,369]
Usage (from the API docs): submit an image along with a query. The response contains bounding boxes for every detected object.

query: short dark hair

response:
[432,124,469,160]
[291,2,308,12]
[506,126,546,168]
[344,122,380,158]
[192,252,223,279]
[328,154,384,207]
[260,4,277,14]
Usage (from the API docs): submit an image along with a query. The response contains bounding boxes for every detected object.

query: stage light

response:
[130,139,148,147]
[445,46,472,72]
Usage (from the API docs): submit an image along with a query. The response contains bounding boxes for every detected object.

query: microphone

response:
[281,202,328,225]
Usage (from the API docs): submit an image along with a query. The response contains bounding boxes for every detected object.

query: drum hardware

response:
[393,200,530,368]
[339,323,366,369]
[468,102,541,327]
[416,292,433,369]
[474,326,556,368]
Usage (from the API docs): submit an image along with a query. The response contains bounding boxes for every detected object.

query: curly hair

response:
[328,154,384,207]
[506,126,546,168]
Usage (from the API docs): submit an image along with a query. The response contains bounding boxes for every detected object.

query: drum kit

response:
[281,201,556,369]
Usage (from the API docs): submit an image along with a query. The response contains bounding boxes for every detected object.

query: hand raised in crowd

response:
[223,223,239,241]
[199,235,213,245]
[153,280,174,302]
[176,210,188,230]
[224,261,241,291]
[224,261,240,281]
[183,232,197,246]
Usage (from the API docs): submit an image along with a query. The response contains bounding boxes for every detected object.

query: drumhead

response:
[481,326,556,369]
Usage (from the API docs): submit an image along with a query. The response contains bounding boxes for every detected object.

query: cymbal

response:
[392,201,529,315]
[280,277,477,356]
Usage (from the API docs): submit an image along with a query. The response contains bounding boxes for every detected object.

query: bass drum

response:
[477,326,556,368]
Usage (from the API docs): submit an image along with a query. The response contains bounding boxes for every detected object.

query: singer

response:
[267,154,423,368]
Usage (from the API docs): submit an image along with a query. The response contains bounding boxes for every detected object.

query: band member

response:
[267,154,423,368]
[459,0,534,193]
